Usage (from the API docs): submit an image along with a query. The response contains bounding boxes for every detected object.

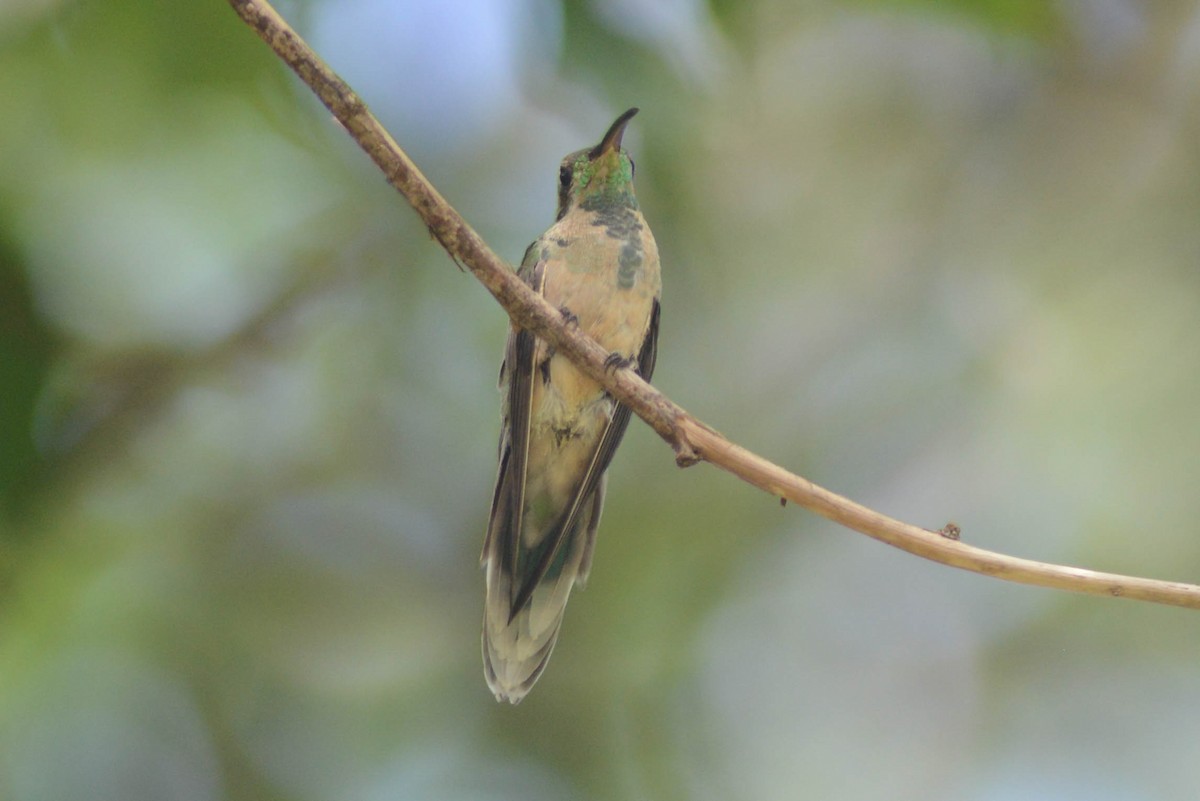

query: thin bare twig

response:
[227,0,1200,611]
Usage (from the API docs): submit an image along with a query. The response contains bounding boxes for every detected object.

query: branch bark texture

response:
[228,0,1200,611]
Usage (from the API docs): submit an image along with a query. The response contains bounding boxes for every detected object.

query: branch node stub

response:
[673,439,700,468]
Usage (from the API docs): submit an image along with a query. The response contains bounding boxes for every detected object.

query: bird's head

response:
[555,107,639,220]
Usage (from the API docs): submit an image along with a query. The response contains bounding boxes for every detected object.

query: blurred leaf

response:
[858,0,1063,37]
[0,231,54,523]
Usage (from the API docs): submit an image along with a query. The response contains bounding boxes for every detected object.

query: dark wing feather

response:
[483,257,546,585]
[638,297,661,381]
[508,297,660,615]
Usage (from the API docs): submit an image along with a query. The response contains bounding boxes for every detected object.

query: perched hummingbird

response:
[481,108,661,703]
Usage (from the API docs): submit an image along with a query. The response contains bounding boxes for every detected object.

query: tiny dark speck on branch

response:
[937,522,961,540]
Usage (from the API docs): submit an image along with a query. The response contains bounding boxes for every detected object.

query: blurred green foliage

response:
[0,233,54,520]
[3,1,1200,800]
[861,0,1061,37]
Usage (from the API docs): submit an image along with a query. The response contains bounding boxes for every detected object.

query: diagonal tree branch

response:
[227,0,1200,611]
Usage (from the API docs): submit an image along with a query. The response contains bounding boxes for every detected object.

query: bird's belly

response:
[531,354,612,443]
[521,359,612,537]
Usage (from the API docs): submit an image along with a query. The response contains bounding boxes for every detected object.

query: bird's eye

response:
[558,164,572,190]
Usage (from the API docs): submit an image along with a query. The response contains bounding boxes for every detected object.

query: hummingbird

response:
[481,108,661,703]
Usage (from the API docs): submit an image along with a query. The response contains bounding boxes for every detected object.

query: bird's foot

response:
[604,352,635,373]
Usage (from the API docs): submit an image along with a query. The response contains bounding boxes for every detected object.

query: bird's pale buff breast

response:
[530,208,659,433]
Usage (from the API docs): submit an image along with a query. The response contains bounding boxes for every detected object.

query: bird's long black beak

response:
[589,107,639,159]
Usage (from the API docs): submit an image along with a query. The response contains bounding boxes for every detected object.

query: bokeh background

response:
[4,0,1200,799]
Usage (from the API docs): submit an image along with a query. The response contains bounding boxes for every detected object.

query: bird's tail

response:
[481,487,603,704]
[481,569,571,704]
